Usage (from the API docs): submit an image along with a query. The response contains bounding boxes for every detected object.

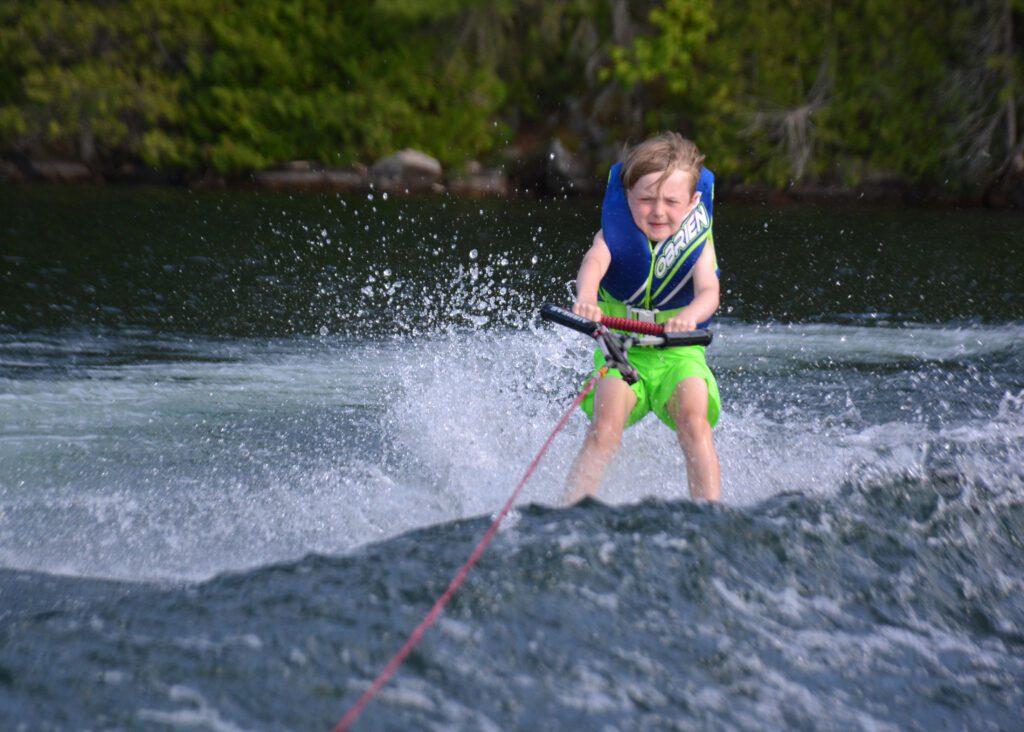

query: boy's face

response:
[626,169,700,242]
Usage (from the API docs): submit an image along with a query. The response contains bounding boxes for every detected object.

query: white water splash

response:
[1,320,1021,581]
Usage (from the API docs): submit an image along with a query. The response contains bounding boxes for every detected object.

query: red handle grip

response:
[540,303,712,347]
[601,313,713,347]
[599,315,664,336]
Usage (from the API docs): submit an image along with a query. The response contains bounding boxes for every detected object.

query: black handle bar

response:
[540,303,712,347]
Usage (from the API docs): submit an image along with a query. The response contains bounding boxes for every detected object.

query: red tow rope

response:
[332,369,607,731]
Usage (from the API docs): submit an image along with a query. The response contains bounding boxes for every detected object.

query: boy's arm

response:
[664,244,719,332]
[573,231,611,322]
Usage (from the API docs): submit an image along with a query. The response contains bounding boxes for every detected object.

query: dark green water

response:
[1,183,1023,729]
[3,185,1021,335]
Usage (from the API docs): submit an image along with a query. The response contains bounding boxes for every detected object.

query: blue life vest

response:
[599,162,717,325]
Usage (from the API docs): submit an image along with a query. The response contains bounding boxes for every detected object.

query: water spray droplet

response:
[469,249,479,260]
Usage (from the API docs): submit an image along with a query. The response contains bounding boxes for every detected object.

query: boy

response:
[568,132,721,504]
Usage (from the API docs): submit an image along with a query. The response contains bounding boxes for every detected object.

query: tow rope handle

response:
[540,303,712,348]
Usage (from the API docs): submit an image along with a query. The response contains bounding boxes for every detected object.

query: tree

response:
[0,0,508,174]
[0,1,189,167]
[949,0,1024,191]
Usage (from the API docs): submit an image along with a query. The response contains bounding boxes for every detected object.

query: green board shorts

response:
[581,345,721,430]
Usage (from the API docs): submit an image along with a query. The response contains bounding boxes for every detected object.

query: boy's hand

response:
[664,313,698,331]
[572,301,604,323]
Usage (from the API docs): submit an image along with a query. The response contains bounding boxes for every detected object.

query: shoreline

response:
[2,156,1020,210]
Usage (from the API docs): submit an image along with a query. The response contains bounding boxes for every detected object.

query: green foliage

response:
[605,0,1023,190]
[0,0,506,173]
[609,0,716,96]
[0,0,201,165]
[0,0,1020,191]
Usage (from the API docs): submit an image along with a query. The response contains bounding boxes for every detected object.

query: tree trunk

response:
[79,118,96,167]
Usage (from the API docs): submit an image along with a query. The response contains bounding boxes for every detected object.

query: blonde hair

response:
[621,132,704,191]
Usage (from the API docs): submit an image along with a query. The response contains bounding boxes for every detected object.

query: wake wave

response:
[3,478,1022,729]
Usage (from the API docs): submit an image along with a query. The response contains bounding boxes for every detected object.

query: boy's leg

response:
[668,377,721,501]
[566,377,637,505]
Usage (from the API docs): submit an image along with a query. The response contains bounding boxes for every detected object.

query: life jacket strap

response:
[597,295,684,325]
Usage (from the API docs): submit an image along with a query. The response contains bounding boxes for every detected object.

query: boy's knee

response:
[674,410,709,445]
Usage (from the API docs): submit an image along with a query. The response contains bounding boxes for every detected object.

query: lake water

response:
[1,184,1022,729]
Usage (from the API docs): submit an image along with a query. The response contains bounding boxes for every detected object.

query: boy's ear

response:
[691,190,702,206]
